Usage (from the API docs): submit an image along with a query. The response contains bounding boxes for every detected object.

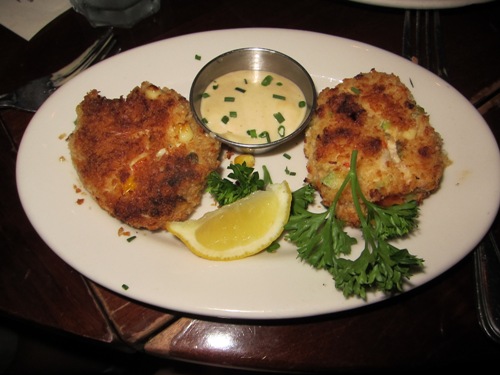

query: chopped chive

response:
[229,111,237,118]
[247,129,258,138]
[122,284,129,290]
[276,82,283,86]
[273,94,286,100]
[278,125,286,137]
[261,75,273,86]
[202,92,210,98]
[221,115,229,124]
[195,54,201,60]
[273,112,285,124]
[224,97,235,102]
[126,236,136,242]
[259,131,271,143]
[283,153,291,160]
[235,87,246,93]
[212,84,219,90]
[285,166,296,176]
[244,78,248,84]
[298,100,306,108]
[202,118,208,124]
[351,87,361,95]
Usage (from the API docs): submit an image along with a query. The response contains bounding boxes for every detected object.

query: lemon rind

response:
[166,181,291,261]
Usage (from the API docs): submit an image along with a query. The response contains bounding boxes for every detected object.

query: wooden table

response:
[1,0,499,372]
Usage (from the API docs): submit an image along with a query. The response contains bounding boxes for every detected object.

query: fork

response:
[402,8,500,343]
[402,9,448,79]
[474,231,500,343]
[0,28,118,112]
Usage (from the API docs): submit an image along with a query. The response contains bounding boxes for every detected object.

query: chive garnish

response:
[283,153,291,160]
[273,94,286,100]
[259,131,271,143]
[351,87,361,95]
[202,92,210,98]
[224,97,235,102]
[273,112,285,123]
[235,87,246,93]
[195,54,201,60]
[202,118,208,124]
[122,284,129,290]
[212,84,219,90]
[298,101,306,108]
[247,129,258,138]
[261,75,273,86]
[221,115,229,124]
[278,125,286,137]
[285,166,296,176]
[126,236,136,242]
[277,82,283,86]
[229,111,237,118]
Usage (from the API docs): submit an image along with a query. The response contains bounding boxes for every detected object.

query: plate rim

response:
[15,27,500,320]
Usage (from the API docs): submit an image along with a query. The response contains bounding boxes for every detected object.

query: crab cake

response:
[304,69,448,227]
[68,82,221,230]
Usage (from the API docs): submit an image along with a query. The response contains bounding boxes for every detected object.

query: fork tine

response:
[423,10,430,69]
[402,9,448,79]
[402,10,414,62]
[431,10,448,79]
[50,28,116,87]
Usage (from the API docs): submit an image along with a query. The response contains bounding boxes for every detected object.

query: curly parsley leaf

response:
[285,150,423,299]
[206,162,271,206]
[285,185,356,269]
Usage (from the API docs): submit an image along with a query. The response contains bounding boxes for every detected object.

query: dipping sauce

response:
[200,70,307,144]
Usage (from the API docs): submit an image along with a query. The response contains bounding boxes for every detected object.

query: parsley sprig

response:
[206,151,424,299]
[206,162,271,206]
[285,150,423,299]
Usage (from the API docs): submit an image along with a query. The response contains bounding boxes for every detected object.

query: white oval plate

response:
[16,28,500,319]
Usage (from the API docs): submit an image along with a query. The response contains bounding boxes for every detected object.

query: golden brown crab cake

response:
[304,69,448,227]
[68,82,221,230]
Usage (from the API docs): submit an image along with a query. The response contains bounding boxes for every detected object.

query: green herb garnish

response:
[285,150,423,299]
[273,112,285,124]
[247,129,257,138]
[261,75,273,86]
[206,163,271,206]
[259,131,271,143]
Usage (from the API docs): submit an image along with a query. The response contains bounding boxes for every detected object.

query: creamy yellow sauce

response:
[200,70,307,144]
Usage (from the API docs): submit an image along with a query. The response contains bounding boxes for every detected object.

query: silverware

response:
[0,28,118,112]
[402,8,500,343]
[402,9,448,79]
[474,231,500,343]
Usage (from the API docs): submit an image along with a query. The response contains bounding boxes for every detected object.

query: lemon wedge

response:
[166,181,292,260]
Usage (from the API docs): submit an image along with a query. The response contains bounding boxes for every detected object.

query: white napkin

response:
[0,0,72,41]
